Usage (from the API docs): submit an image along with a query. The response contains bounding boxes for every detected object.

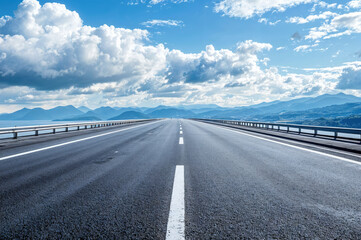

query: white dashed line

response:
[179,137,184,145]
[166,165,185,240]
[180,131,183,135]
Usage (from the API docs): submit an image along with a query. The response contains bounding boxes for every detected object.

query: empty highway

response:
[1,119,361,239]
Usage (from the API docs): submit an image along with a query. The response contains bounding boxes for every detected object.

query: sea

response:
[0,120,91,139]
[0,120,79,128]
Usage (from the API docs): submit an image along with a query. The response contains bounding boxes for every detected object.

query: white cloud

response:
[258,18,281,25]
[128,0,188,5]
[310,1,338,12]
[141,19,183,28]
[0,0,359,109]
[348,0,361,8]
[306,11,361,40]
[293,43,319,52]
[294,45,311,52]
[287,11,337,24]
[166,41,272,84]
[337,66,361,89]
[214,0,314,19]
[0,0,168,90]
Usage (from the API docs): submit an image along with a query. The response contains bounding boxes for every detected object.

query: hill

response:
[0,108,31,120]
[18,105,83,120]
[109,111,150,120]
[1,93,361,122]
[294,115,361,128]
[148,108,195,118]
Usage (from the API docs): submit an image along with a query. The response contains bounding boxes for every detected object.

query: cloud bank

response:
[0,0,359,110]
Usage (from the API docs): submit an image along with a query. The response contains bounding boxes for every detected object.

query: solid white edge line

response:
[210,124,361,167]
[179,137,184,145]
[166,165,185,240]
[0,120,161,161]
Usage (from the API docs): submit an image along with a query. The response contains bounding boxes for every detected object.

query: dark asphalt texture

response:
[1,119,361,239]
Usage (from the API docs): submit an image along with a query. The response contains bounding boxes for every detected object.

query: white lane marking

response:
[166,165,185,240]
[208,122,361,159]
[212,124,361,166]
[115,151,119,154]
[0,121,161,161]
[180,131,183,135]
[179,137,184,145]
[261,136,361,159]
[180,127,182,130]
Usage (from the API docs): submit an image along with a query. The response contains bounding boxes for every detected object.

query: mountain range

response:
[1,93,361,128]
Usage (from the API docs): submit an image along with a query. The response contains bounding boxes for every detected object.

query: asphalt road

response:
[1,119,361,239]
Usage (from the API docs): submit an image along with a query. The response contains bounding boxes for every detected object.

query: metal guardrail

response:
[195,119,361,143]
[0,119,156,139]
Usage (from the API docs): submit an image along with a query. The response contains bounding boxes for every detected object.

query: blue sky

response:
[0,0,361,112]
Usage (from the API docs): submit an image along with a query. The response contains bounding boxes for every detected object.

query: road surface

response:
[1,119,361,239]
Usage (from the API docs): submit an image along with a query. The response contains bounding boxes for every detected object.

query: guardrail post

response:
[65,127,69,132]
[298,128,301,134]
[53,129,56,134]
[334,132,338,139]
[77,126,80,130]
[278,126,280,131]
[314,129,317,137]
[13,132,17,139]
[35,130,39,136]
[287,126,289,133]
[85,125,87,129]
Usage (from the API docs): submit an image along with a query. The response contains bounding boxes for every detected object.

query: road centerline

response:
[179,137,184,145]
[166,165,185,240]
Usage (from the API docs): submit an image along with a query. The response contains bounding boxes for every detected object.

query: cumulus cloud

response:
[348,0,361,8]
[306,11,361,40]
[337,67,361,89]
[141,19,183,28]
[166,41,272,84]
[214,0,314,19]
[0,1,274,94]
[1,0,358,110]
[0,0,280,105]
[0,0,168,90]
